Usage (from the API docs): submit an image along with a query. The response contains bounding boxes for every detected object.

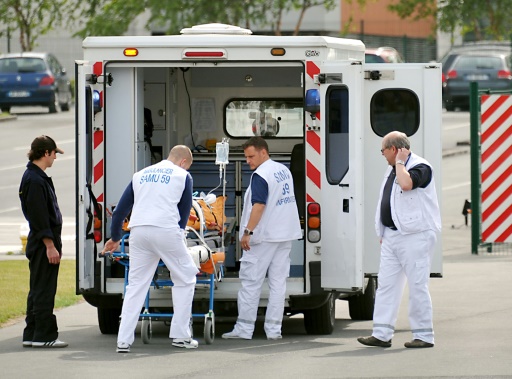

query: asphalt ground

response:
[1,140,511,378]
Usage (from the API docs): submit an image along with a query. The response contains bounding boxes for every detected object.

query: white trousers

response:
[117,226,199,345]
[372,228,437,344]
[232,240,291,338]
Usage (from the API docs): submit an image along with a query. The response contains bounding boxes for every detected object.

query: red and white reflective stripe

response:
[480,94,512,242]
[92,61,104,203]
[305,61,321,204]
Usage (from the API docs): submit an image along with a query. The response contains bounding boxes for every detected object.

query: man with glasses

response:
[358,131,441,349]
[19,135,67,348]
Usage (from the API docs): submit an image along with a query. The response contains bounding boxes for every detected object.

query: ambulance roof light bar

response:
[180,23,252,35]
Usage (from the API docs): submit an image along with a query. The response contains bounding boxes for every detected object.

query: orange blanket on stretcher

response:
[187,196,227,231]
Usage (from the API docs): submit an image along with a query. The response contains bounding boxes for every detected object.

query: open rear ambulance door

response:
[361,63,443,276]
[75,61,97,292]
[318,62,365,291]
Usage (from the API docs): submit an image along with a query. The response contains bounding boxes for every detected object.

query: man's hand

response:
[100,239,120,256]
[47,245,61,265]
[396,147,410,162]
[241,234,251,251]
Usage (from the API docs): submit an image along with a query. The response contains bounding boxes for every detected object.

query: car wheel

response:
[48,92,59,113]
[60,101,70,112]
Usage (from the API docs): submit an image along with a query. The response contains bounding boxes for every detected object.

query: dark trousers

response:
[23,241,60,342]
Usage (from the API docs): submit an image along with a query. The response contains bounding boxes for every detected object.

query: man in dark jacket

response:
[19,135,68,348]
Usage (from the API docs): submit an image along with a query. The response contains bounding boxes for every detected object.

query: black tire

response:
[445,102,455,112]
[60,101,70,112]
[1,107,10,114]
[204,318,214,345]
[303,292,336,335]
[48,101,58,113]
[98,307,121,334]
[141,318,152,344]
[348,277,376,320]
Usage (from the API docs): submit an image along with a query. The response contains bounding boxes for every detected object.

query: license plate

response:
[8,91,30,98]
[466,74,489,80]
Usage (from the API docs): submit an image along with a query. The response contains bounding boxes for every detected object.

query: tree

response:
[0,0,66,52]
[388,0,512,41]
[71,0,341,38]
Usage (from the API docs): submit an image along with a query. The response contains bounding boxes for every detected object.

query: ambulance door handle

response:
[339,183,349,187]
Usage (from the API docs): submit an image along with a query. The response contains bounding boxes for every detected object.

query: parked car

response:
[442,49,512,111]
[0,52,72,113]
[365,47,404,63]
[440,42,511,110]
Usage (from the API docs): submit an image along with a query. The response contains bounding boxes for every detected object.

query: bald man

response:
[102,145,199,352]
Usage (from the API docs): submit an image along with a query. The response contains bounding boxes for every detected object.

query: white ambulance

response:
[75,23,442,335]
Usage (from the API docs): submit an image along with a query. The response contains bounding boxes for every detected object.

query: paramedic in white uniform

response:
[223,136,301,340]
[101,145,199,353]
[358,131,441,349]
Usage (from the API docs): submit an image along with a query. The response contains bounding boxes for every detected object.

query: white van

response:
[75,23,442,335]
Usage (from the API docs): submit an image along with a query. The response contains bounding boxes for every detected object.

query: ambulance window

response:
[326,86,349,184]
[85,87,93,184]
[370,89,419,136]
[224,99,303,138]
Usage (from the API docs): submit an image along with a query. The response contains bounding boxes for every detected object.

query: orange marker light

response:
[124,48,139,57]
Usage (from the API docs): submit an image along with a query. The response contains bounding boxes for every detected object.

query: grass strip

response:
[0,260,82,326]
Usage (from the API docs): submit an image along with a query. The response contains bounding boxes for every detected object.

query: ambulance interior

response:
[103,63,307,285]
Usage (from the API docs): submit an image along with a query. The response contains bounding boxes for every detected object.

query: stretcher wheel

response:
[204,318,214,344]
[141,318,152,344]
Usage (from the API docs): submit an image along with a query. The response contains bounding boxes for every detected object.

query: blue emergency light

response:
[305,89,320,114]
[93,90,101,114]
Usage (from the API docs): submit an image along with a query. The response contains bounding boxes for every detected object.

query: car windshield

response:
[0,58,46,73]
[455,56,504,70]
[365,54,385,63]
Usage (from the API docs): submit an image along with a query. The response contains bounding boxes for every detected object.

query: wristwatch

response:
[396,160,405,166]
[243,228,253,236]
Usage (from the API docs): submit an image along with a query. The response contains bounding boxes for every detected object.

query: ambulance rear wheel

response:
[141,318,152,344]
[304,292,335,335]
[98,307,121,335]
[204,318,214,345]
[348,277,376,320]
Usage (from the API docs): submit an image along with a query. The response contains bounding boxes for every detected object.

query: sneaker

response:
[32,339,68,348]
[357,336,392,348]
[267,335,282,340]
[172,338,198,349]
[22,341,32,347]
[221,330,252,340]
[404,339,434,348]
[116,342,131,353]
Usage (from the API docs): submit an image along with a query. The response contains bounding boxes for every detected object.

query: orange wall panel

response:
[342,1,435,38]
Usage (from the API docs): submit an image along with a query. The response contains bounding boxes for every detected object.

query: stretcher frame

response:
[108,199,226,345]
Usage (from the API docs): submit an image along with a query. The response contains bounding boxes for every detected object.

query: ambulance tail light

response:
[94,204,102,243]
[307,203,321,243]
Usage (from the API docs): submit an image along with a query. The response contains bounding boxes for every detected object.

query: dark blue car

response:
[0,52,72,113]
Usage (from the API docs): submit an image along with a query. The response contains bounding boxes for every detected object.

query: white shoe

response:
[32,339,68,348]
[267,335,282,340]
[172,338,198,349]
[221,330,252,340]
[22,341,32,347]
[116,342,131,353]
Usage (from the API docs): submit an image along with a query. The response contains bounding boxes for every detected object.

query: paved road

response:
[1,109,511,378]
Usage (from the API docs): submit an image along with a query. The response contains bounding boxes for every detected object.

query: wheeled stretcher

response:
[106,198,227,345]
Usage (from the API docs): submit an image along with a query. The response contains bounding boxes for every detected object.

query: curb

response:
[0,115,18,122]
